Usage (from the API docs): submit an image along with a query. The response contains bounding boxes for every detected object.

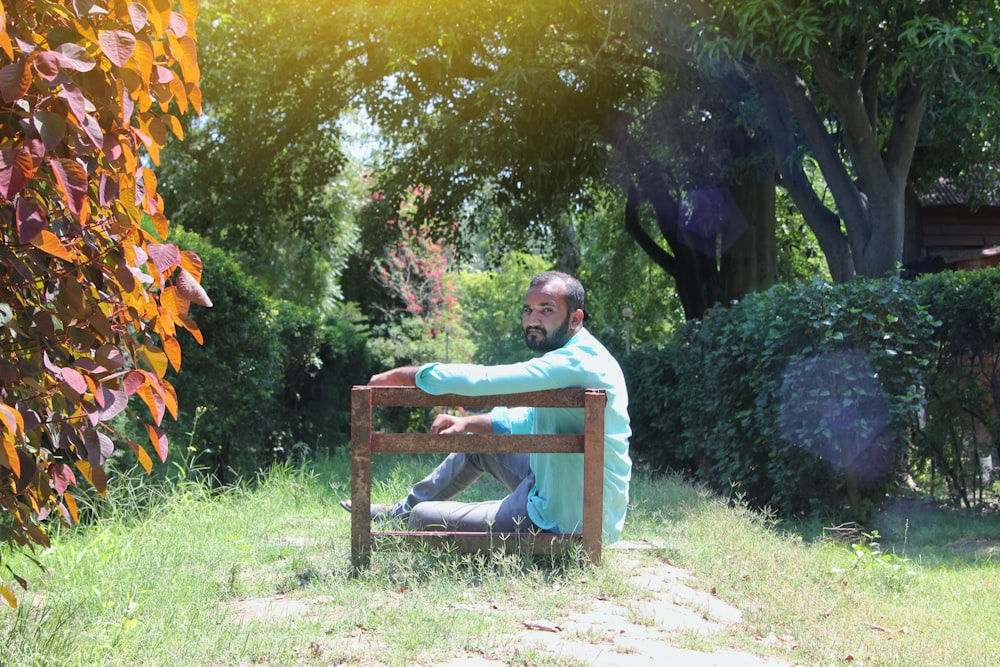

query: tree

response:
[340,1,1000,316]
[454,252,550,365]
[686,0,1000,280]
[0,0,207,606]
[343,0,780,319]
[573,186,686,348]
[157,0,361,305]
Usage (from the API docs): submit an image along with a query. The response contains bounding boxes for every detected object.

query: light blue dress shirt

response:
[414,327,632,544]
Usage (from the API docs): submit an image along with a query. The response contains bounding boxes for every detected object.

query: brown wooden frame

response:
[350,386,607,569]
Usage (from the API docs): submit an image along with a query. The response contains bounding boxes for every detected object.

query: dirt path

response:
[436,542,793,667]
[225,540,793,666]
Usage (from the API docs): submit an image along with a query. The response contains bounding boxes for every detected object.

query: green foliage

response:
[911,267,1000,507]
[163,230,371,480]
[162,230,283,478]
[625,277,936,520]
[775,168,831,284]
[157,0,360,305]
[455,189,685,364]
[835,530,915,595]
[351,0,779,318]
[271,301,373,457]
[453,253,549,365]
[0,0,205,605]
[353,0,628,249]
[574,187,684,351]
[339,0,1000,305]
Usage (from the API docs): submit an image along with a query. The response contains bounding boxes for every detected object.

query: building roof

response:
[917,178,969,207]
[916,175,1000,208]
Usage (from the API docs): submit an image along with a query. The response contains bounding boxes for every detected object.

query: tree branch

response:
[809,47,888,198]
[851,25,869,89]
[766,59,870,259]
[624,183,677,277]
[752,66,854,281]
[860,51,881,128]
[883,79,928,188]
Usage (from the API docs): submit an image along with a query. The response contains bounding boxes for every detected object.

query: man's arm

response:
[429,413,493,434]
[368,366,419,386]
[369,366,494,434]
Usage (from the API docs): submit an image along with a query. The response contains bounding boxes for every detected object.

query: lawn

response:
[1,452,998,666]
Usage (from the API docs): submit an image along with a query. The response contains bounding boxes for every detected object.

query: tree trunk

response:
[754,66,856,282]
[757,56,925,282]
[855,182,906,278]
[722,171,777,303]
[625,173,778,320]
[555,217,580,274]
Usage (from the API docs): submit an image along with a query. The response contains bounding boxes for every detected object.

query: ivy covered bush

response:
[625,278,936,520]
[911,267,1000,507]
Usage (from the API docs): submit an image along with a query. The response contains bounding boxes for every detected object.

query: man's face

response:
[522,280,581,352]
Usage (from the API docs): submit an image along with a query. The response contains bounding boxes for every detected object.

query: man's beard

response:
[524,314,573,352]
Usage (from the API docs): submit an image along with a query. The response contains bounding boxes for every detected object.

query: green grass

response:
[2,453,999,666]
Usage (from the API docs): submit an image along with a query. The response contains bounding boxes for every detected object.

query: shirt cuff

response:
[490,406,512,434]
[414,362,441,393]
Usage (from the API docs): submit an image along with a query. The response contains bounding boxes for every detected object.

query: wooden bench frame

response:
[350,386,607,568]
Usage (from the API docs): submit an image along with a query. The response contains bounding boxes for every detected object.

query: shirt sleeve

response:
[414,352,585,397]
[490,406,534,435]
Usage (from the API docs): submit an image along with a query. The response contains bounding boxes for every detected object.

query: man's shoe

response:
[339,499,392,521]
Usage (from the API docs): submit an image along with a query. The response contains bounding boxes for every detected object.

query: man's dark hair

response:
[530,271,586,314]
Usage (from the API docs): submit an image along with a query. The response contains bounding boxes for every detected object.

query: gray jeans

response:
[388,452,540,533]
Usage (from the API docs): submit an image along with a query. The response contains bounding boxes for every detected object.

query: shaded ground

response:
[224,540,793,666]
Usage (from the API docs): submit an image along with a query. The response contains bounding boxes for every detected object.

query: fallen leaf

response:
[523,619,562,633]
[864,622,894,634]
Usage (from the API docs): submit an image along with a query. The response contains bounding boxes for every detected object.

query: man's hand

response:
[430,413,492,435]
[368,366,419,386]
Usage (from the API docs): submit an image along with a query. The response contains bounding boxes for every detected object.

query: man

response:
[343,271,632,544]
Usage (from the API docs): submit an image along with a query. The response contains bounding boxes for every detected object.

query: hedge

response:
[625,277,936,520]
[911,267,1000,506]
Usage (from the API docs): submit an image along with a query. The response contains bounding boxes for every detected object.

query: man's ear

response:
[570,308,585,329]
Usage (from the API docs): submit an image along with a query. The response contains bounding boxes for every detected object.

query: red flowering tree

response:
[0,0,208,607]
[370,186,473,367]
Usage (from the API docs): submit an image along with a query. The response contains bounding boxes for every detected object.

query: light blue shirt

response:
[414,327,632,544]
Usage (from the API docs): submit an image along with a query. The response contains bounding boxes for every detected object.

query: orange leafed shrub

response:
[0,0,208,607]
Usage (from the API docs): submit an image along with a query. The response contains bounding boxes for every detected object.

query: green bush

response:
[625,278,936,520]
[158,230,372,481]
[454,253,549,365]
[273,301,373,456]
[912,267,1000,506]
[162,229,283,479]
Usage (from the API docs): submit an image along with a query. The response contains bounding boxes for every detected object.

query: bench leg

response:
[350,387,373,571]
[582,390,605,565]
